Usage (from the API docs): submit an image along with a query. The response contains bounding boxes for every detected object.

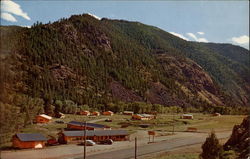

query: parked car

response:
[47,138,58,146]
[99,139,113,145]
[79,140,96,146]
[105,119,112,122]
[47,136,59,146]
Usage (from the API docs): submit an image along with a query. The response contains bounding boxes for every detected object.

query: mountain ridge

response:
[0,14,249,119]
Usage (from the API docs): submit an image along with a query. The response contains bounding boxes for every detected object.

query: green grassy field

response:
[95,114,245,133]
[17,113,246,138]
[19,113,246,137]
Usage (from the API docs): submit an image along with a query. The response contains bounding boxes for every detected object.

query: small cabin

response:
[67,121,111,130]
[78,110,90,116]
[181,114,193,119]
[102,111,114,116]
[36,114,52,123]
[132,114,143,120]
[58,130,128,144]
[132,114,154,120]
[55,112,65,119]
[123,111,134,116]
[212,113,221,117]
[91,111,100,116]
[12,133,47,149]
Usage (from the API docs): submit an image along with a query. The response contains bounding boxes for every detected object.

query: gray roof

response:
[16,133,47,141]
[62,130,128,137]
[68,121,110,128]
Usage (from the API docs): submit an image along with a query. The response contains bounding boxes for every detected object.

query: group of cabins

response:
[78,110,157,121]
[35,111,157,124]
[180,113,221,119]
[13,128,129,149]
[14,110,221,149]
[123,111,156,121]
[12,120,128,149]
[36,112,222,122]
[12,111,128,149]
[78,111,113,116]
[34,110,115,124]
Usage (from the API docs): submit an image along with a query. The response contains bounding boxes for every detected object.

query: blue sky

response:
[1,0,249,49]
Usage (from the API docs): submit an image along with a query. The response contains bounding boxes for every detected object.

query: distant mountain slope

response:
[102,18,250,105]
[202,43,249,67]
[1,14,249,111]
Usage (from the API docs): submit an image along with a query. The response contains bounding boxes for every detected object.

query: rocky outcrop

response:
[109,81,143,102]
[145,82,188,106]
[156,54,224,106]
[224,116,250,159]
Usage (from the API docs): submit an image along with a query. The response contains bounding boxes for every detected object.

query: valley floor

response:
[0,114,245,159]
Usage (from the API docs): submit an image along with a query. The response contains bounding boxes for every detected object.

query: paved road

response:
[74,132,231,159]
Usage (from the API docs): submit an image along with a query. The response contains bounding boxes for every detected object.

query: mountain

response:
[0,14,249,134]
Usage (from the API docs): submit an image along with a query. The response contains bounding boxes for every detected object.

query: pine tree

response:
[200,131,223,159]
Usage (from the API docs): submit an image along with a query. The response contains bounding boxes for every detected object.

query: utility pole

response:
[172,111,175,134]
[135,137,137,159]
[84,121,87,159]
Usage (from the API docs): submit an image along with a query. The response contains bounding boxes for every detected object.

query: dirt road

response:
[0,131,231,159]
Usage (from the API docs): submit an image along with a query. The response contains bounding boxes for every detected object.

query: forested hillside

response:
[0,14,249,140]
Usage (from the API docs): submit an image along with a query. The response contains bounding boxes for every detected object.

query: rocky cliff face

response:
[109,81,143,102]
[156,54,224,106]
[224,116,250,159]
